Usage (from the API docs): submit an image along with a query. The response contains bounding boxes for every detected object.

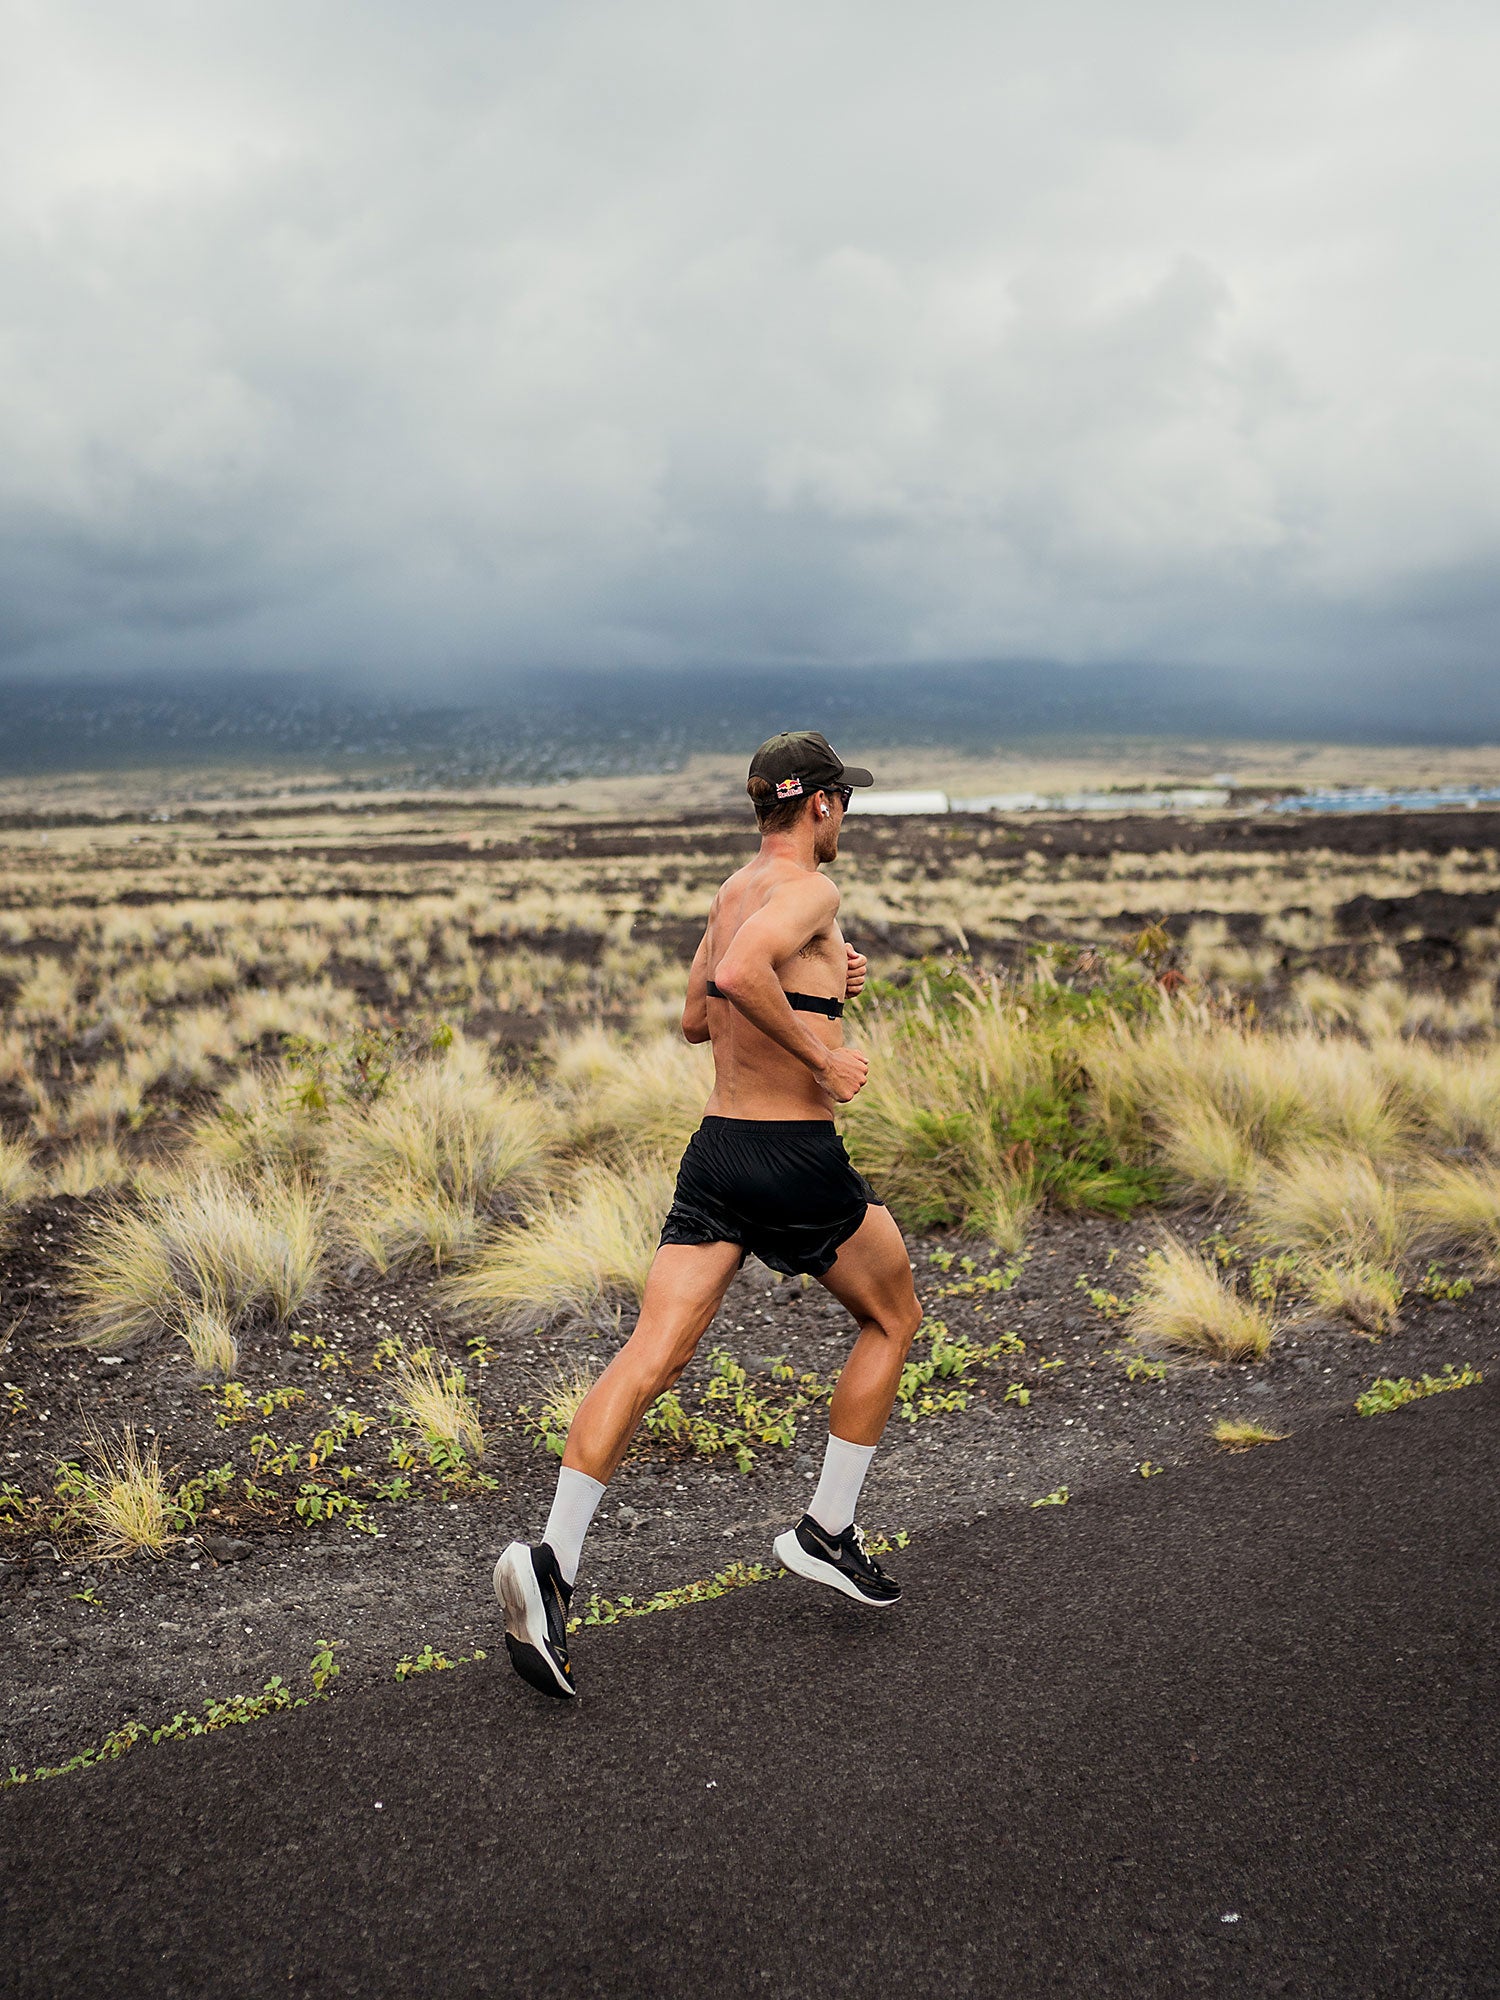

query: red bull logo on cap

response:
[775,776,804,799]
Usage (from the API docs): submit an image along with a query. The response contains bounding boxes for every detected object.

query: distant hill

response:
[1,660,1495,781]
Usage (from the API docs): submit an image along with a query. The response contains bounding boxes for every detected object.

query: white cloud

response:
[0,0,1496,678]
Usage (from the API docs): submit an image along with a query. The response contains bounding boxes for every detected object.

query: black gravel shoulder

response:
[4,1381,1495,2000]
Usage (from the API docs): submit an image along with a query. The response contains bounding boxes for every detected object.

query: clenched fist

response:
[844,943,868,998]
[820,1045,870,1103]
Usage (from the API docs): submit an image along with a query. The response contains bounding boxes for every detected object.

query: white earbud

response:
[817,801,829,818]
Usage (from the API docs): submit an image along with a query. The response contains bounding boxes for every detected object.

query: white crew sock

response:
[543,1466,607,1586]
[807,1434,877,1536]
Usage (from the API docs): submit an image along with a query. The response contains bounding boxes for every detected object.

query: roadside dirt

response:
[4,1204,1494,1774]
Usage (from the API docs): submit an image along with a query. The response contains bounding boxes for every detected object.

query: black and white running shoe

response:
[493,1541,576,1697]
[773,1514,902,1608]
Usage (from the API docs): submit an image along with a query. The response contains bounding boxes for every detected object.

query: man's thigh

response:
[624,1241,745,1371]
[817,1205,920,1326]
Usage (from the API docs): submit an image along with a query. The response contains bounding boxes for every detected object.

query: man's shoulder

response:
[762,863,839,910]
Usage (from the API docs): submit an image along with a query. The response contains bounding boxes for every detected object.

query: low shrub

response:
[845,967,1159,1231]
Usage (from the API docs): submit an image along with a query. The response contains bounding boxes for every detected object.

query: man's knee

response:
[859,1295,922,1350]
[893,1297,923,1349]
[618,1326,699,1400]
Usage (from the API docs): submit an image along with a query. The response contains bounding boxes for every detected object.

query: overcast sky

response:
[2,0,1496,685]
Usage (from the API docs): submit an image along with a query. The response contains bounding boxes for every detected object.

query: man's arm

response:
[711,877,869,1101]
[681,931,712,1044]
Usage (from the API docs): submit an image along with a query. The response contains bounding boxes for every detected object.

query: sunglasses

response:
[828,785,854,810]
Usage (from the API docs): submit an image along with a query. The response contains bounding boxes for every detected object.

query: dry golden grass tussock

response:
[1251,1148,1406,1266]
[1305,1261,1403,1336]
[1374,1041,1500,1152]
[1093,1020,1407,1166]
[1213,1417,1288,1451]
[843,985,1052,1232]
[1291,971,1358,1028]
[0,1132,38,1207]
[0,1026,37,1100]
[190,1063,329,1178]
[179,1302,239,1376]
[1126,1234,1275,1362]
[446,1156,677,1329]
[0,1135,39,1246]
[47,1140,138,1198]
[328,1040,557,1274]
[536,1361,600,1436]
[131,1007,236,1091]
[13,958,78,1030]
[1155,1096,1263,1207]
[78,1424,177,1558]
[30,1055,156,1141]
[227,982,359,1048]
[1091,1020,1303,1161]
[68,1172,326,1348]
[1405,1159,1500,1267]
[341,1184,487,1277]
[550,1028,711,1160]
[394,1350,486,1460]
[972,1177,1040,1254]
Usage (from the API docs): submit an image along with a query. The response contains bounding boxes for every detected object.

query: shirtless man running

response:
[493,730,924,1699]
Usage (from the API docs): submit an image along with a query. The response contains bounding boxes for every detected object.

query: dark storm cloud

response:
[1,0,1496,682]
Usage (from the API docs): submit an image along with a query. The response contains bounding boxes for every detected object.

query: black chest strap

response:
[707,980,843,1019]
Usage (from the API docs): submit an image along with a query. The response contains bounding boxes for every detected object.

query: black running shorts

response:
[658,1116,883,1278]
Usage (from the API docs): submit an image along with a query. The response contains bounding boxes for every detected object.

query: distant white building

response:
[850,790,950,815]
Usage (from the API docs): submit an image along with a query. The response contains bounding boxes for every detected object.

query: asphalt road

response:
[4,1384,1496,1999]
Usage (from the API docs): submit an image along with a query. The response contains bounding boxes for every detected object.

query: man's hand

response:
[844,943,868,999]
[819,1045,870,1103]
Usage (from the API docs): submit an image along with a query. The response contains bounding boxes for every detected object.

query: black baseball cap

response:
[747,730,874,803]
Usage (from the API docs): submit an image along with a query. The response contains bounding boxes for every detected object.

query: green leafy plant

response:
[573,1560,775,1631]
[895,1320,1020,1423]
[308,1638,342,1693]
[641,1349,832,1471]
[1355,1364,1483,1416]
[1416,1263,1474,1302]
[1107,1346,1167,1382]
[1248,1252,1301,1306]
[3,1642,349,1791]
[394,1643,487,1680]
[1075,1275,1132,1318]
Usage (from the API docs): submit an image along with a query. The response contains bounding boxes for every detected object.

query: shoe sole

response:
[772,1529,902,1608]
[493,1543,576,1698]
